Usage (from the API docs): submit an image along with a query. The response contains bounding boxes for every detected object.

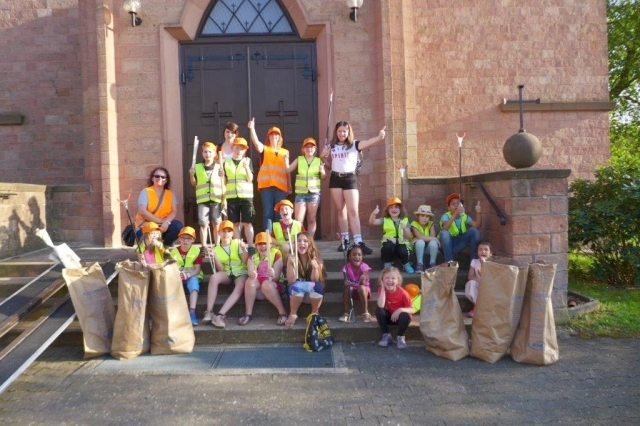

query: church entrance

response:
[180,41,318,235]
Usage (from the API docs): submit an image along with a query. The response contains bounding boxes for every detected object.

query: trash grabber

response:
[338,233,355,322]
[119,194,141,249]
[288,227,298,280]
[324,88,334,150]
[218,151,227,218]
[205,225,216,274]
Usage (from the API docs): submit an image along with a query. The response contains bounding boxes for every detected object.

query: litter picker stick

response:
[455,132,465,196]
[191,136,200,168]
[324,88,334,149]
[205,226,216,274]
[218,153,227,218]
[287,227,298,280]
[338,233,355,322]
[119,194,141,249]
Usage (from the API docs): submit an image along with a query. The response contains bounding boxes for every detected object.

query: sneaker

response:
[247,245,256,256]
[189,311,198,326]
[383,262,394,268]
[337,239,349,252]
[403,263,415,274]
[202,311,213,323]
[378,333,393,347]
[211,313,227,328]
[397,335,407,349]
[338,313,350,323]
[358,242,373,255]
[415,263,424,273]
[362,312,372,323]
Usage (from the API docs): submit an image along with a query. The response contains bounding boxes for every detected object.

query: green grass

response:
[564,253,640,338]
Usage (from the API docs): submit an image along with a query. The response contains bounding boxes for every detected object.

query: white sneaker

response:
[202,311,213,323]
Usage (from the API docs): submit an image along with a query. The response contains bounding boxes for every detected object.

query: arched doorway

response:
[179,0,318,235]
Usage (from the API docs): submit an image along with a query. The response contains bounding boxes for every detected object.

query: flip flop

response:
[238,314,252,326]
[284,314,298,328]
[276,314,288,326]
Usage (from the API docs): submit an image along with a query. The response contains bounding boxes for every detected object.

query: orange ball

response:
[404,283,420,298]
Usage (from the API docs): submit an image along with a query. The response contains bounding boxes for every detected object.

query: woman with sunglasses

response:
[134,166,183,246]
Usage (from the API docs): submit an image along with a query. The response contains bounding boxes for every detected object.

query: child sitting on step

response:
[410,205,440,272]
[240,232,288,326]
[368,197,415,273]
[169,226,203,326]
[376,266,415,349]
[136,222,166,266]
[465,239,494,318]
[271,199,305,266]
[339,244,372,323]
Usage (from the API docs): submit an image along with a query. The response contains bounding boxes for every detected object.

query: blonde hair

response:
[378,266,403,287]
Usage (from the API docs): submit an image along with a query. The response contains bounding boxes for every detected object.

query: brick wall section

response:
[0,1,85,184]
[0,183,47,258]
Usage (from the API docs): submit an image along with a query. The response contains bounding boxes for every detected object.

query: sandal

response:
[276,314,288,326]
[362,312,372,323]
[211,313,227,328]
[238,314,252,326]
[284,314,298,328]
[338,313,350,323]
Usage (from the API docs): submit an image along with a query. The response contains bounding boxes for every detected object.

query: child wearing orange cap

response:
[248,118,290,233]
[439,193,482,262]
[240,232,288,326]
[169,226,203,325]
[136,222,166,266]
[203,220,249,328]
[369,197,415,273]
[288,137,326,236]
[189,141,225,247]
[271,199,305,265]
[223,137,256,254]
[411,205,440,272]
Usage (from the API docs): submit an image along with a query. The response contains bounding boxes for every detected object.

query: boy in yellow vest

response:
[189,141,225,246]
[439,193,482,262]
[203,220,249,328]
[271,199,305,265]
[136,222,166,266]
[169,226,203,326]
[223,137,256,255]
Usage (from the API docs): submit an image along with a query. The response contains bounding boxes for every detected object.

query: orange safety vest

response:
[257,146,289,192]
[135,187,174,225]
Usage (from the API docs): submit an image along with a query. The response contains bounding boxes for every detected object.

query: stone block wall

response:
[0,183,47,258]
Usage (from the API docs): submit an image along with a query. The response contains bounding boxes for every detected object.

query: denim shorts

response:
[288,280,324,297]
[183,276,201,293]
[294,193,321,204]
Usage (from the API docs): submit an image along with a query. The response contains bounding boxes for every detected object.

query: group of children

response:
[135,119,493,347]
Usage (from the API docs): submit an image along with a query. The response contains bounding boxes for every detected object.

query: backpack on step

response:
[303,313,334,352]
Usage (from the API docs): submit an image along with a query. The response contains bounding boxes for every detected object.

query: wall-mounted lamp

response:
[347,0,364,22]
[123,0,143,27]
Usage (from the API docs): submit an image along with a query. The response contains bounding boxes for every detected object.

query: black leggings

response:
[381,241,410,264]
[375,306,411,336]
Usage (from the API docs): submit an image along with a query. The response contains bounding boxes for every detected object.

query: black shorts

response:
[329,172,358,190]
[226,198,255,223]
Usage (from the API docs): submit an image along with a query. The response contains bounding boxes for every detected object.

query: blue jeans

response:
[260,187,287,232]
[439,227,480,262]
[414,239,439,266]
[135,220,183,247]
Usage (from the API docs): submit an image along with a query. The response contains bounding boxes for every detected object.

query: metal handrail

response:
[477,183,507,225]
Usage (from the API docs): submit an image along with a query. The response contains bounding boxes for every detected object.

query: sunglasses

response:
[153,175,167,179]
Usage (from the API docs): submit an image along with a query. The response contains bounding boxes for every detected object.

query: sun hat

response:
[414,205,434,217]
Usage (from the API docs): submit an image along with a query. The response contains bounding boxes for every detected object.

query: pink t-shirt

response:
[342,262,372,288]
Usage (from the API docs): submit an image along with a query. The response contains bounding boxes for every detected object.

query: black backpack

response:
[303,313,334,352]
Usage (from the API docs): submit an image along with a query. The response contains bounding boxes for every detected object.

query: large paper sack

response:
[62,262,115,358]
[148,261,195,354]
[511,262,559,365]
[419,262,469,361]
[111,261,150,359]
[470,259,527,363]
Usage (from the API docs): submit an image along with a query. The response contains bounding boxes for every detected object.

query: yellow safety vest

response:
[194,163,223,204]
[294,156,322,194]
[224,159,253,199]
[135,243,165,262]
[272,221,303,243]
[381,217,410,247]
[439,211,468,237]
[411,220,433,238]
[170,245,204,280]
[214,240,247,276]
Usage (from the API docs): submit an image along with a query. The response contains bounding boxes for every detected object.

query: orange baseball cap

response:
[386,197,402,207]
[267,127,282,137]
[274,199,294,212]
[255,232,272,245]
[218,220,234,231]
[141,222,160,234]
[178,226,196,239]
[232,137,249,150]
[446,193,460,206]
[303,137,316,147]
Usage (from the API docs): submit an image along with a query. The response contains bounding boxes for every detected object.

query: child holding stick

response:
[189,141,224,246]
[169,226,203,325]
[339,244,372,323]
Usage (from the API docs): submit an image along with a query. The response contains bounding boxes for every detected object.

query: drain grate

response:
[92,345,337,372]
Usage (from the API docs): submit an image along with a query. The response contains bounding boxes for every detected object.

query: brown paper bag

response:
[111,261,150,360]
[511,262,559,365]
[62,262,115,359]
[148,261,195,355]
[419,262,469,361]
[470,258,528,363]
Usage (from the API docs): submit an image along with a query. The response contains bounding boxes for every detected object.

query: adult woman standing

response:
[247,118,290,232]
[134,166,183,247]
[321,121,386,254]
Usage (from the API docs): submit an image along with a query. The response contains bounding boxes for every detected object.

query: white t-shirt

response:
[330,141,360,174]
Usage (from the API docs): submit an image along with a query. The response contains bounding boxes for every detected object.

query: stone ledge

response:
[409,169,571,185]
[500,101,614,112]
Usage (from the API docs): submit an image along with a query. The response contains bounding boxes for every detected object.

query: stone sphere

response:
[503,131,542,169]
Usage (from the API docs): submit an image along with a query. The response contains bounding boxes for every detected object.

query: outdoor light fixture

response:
[123,0,142,27]
[347,0,364,22]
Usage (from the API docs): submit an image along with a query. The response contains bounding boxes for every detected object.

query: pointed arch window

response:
[202,0,295,35]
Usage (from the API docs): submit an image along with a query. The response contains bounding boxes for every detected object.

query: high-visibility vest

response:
[170,245,204,280]
[135,187,173,225]
[135,243,165,262]
[381,217,410,247]
[252,247,281,269]
[411,220,433,240]
[224,159,253,199]
[294,156,322,194]
[439,211,468,237]
[214,240,247,276]
[272,221,302,243]
[257,146,289,192]
[194,163,223,204]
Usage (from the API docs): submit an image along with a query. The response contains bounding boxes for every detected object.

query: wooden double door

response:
[181,41,318,234]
